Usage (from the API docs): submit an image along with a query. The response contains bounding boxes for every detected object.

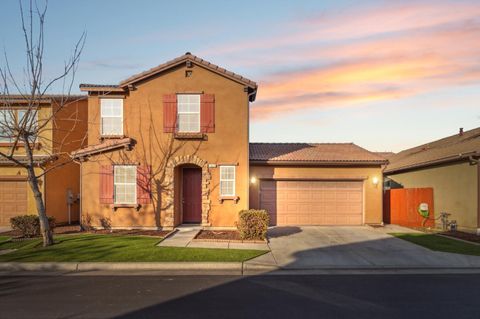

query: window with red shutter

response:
[137,165,152,205]
[163,94,177,132]
[200,94,215,133]
[99,165,114,204]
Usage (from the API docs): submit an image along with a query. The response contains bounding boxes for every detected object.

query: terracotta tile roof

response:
[71,138,134,159]
[249,143,386,165]
[0,155,53,166]
[385,127,480,173]
[375,151,395,159]
[0,94,86,104]
[119,52,257,90]
[79,84,124,92]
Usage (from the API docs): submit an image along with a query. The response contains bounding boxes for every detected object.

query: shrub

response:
[237,209,269,240]
[10,215,56,238]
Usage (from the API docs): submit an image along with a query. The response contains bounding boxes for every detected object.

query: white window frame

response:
[177,94,200,133]
[219,165,236,197]
[114,165,137,205]
[0,109,38,143]
[100,98,124,136]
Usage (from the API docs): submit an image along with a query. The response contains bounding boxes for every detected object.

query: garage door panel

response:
[0,180,28,226]
[260,180,363,226]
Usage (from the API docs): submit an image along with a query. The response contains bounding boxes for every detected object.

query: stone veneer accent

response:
[163,155,211,227]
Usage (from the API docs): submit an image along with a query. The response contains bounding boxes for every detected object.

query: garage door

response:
[260,180,363,226]
[0,180,28,226]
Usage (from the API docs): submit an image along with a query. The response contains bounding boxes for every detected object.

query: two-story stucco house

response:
[0,95,88,226]
[74,53,256,229]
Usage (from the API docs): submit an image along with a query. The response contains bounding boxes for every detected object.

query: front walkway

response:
[157,225,269,250]
[246,225,480,269]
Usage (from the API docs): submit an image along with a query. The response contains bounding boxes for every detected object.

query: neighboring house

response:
[0,95,88,226]
[385,127,480,234]
[73,53,386,229]
[249,143,386,225]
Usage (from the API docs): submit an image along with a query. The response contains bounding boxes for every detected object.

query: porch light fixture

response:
[250,176,257,184]
[372,176,379,186]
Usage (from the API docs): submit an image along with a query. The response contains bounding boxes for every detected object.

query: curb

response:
[3,262,480,275]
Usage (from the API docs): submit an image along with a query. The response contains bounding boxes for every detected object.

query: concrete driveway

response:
[246,225,480,269]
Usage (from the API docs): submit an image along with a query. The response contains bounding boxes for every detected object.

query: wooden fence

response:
[383,188,435,228]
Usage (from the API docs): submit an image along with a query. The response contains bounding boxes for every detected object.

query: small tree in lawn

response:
[0,0,85,246]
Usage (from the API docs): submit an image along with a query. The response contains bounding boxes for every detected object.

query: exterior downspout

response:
[246,89,256,210]
[380,162,388,226]
[73,159,83,229]
[477,161,480,235]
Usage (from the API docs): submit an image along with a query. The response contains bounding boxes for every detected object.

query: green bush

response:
[237,209,269,240]
[10,215,56,238]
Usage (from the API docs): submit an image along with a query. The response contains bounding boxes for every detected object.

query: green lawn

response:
[390,233,480,256]
[0,234,267,262]
[0,236,10,244]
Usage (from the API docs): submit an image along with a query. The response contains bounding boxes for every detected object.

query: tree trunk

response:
[26,166,53,247]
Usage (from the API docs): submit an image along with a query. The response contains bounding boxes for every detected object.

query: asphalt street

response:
[1,274,479,319]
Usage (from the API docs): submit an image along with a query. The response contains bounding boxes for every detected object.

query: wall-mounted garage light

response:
[250,176,257,184]
[372,176,379,186]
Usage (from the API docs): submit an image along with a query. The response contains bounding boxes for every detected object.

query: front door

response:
[182,167,202,223]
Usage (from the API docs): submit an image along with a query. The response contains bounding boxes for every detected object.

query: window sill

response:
[174,132,207,140]
[111,203,140,211]
[100,135,125,140]
[0,142,41,150]
[219,196,239,204]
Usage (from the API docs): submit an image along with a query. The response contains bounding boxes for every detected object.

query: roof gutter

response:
[385,151,480,174]
[249,160,387,166]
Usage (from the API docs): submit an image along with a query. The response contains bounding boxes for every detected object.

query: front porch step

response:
[157,225,201,247]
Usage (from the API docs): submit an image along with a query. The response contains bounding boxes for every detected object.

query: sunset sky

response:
[1,0,479,152]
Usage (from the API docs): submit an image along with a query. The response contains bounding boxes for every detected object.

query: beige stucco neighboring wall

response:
[249,165,384,224]
[387,162,478,233]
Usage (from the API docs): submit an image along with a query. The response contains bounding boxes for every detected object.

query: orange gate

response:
[383,188,435,227]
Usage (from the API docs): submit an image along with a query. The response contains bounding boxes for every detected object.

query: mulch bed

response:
[440,231,480,244]
[194,230,265,243]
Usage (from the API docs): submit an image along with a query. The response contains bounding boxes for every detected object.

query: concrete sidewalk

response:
[157,225,270,250]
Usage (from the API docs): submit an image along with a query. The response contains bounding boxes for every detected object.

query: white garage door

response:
[260,180,363,226]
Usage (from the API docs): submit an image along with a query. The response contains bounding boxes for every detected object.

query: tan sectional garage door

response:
[0,180,28,226]
[260,180,363,226]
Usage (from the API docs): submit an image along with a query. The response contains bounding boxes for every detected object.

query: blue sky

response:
[1,0,479,152]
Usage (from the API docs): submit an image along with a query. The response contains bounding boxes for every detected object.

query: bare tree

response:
[0,0,86,246]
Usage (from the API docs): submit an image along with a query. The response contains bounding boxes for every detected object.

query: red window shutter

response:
[137,165,152,205]
[200,94,215,133]
[99,165,114,204]
[163,94,177,132]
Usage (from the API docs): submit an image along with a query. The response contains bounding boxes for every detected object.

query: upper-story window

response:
[101,99,123,136]
[177,94,200,133]
[0,109,38,143]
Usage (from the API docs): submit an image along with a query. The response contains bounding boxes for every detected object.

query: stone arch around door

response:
[164,155,211,227]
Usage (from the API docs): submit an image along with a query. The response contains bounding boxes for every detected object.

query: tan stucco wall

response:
[0,166,45,216]
[387,162,478,233]
[249,165,384,224]
[81,63,250,228]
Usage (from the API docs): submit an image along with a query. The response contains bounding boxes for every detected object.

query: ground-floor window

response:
[114,165,137,204]
[219,165,235,196]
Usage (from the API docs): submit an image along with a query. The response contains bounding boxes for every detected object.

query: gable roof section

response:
[80,53,258,100]
[249,143,386,165]
[71,137,134,159]
[385,127,480,174]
